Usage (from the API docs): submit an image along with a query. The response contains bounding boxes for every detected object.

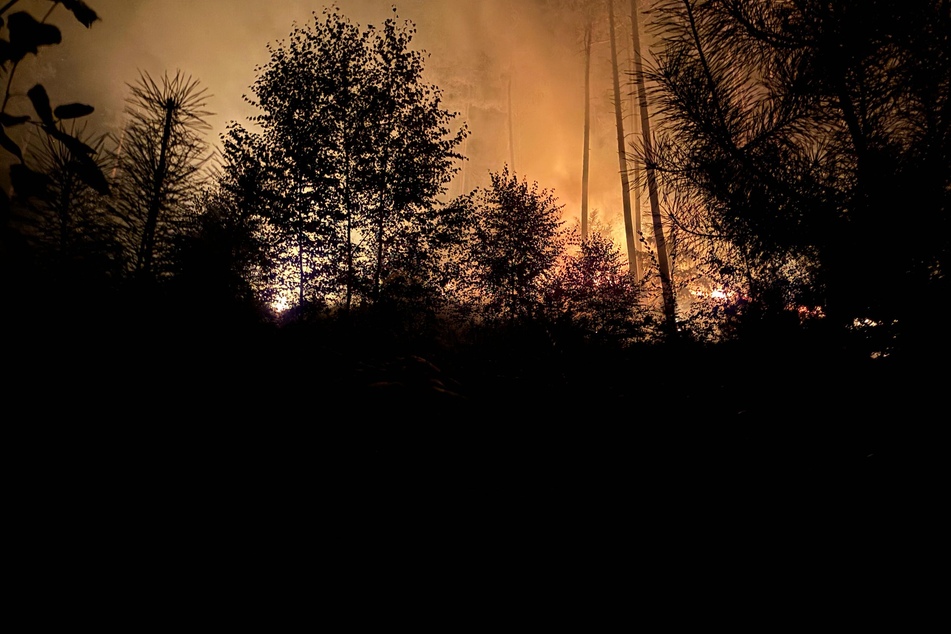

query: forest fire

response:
[2,5,946,596]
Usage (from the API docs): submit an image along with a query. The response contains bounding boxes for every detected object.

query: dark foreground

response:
[7,320,943,626]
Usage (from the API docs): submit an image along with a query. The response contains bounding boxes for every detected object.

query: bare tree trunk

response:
[581,17,593,240]
[609,0,637,274]
[632,0,677,335]
[627,20,643,278]
[137,101,173,280]
[507,71,516,172]
[462,83,472,195]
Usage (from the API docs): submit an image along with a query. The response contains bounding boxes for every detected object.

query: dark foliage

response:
[223,5,467,314]
[641,0,950,360]
[111,70,212,282]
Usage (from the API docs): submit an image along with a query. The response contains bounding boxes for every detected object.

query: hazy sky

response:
[10,0,654,234]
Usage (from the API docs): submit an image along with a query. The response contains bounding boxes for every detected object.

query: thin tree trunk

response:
[137,101,174,280]
[462,83,472,195]
[374,179,387,302]
[581,17,593,240]
[627,19,643,278]
[297,197,305,309]
[632,0,677,335]
[344,160,354,314]
[507,71,516,172]
[609,0,637,274]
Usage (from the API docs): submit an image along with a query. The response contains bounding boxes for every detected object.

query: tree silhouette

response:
[607,0,638,279]
[224,5,466,316]
[544,229,644,344]
[19,122,122,285]
[643,0,950,352]
[466,166,568,322]
[111,70,212,284]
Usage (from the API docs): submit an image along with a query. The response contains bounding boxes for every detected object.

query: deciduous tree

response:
[467,166,568,322]
[224,5,466,315]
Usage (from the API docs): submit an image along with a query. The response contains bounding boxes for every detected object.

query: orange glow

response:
[40,0,634,236]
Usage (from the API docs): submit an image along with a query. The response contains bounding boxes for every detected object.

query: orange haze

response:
[15,0,657,241]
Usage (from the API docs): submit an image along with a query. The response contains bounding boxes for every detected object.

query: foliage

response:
[1,1,106,243]
[641,0,950,352]
[14,121,123,284]
[110,70,212,283]
[160,180,271,328]
[223,4,467,315]
[648,0,951,346]
[543,229,646,344]
[465,166,568,322]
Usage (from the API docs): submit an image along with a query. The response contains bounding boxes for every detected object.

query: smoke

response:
[12,0,651,236]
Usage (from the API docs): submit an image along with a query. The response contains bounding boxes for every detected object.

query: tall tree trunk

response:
[609,0,637,274]
[581,17,593,240]
[462,83,472,195]
[627,20,643,278]
[137,101,174,280]
[374,176,388,303]
[344,159,354,314]
[297,197,305,309]
[507,71,516,172]
[632,0,677,335]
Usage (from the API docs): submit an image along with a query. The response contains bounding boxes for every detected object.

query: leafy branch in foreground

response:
[1,1,105,219]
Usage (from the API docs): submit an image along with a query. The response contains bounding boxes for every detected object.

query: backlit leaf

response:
[27,84,55,126]
[44,124,96,155]
[72,154,110,195]
[54,103,95,119]
[0,125,23,159]
[0,113,31,126]
[57,0,100,28]
[42,125,109,194]
[7,12,61,62]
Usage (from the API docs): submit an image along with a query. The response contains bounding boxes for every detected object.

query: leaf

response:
[54,103,95,119]
[58,0,100,29]
[7,12,62,62]
[0,125,23,159]
[27,84,55,126]
[71,153,110,195]
[41,126,109,193]
[10,163,52,199]
[44,124,95,156]
[0,113,31,126]
[0,38,11,65]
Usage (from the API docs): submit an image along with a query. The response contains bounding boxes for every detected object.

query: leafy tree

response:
[161,178,270,328]
[224,5,467,315]
[643,0,950,351]
[111,70,212,284]
[544,229,645,344]
[466,166,568,322]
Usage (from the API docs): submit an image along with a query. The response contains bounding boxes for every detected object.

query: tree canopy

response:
[641,0,950,354]
[222,5,467,315]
